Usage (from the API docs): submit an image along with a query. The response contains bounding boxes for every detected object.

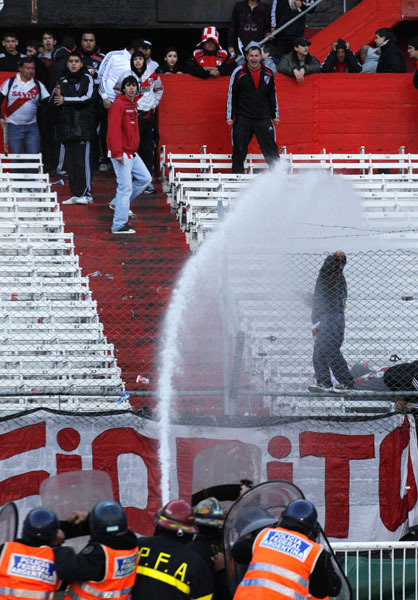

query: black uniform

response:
[51,67,96,199]
[226,62,279,174]
[189,528,231,600]
[54,529,138,582]
[133,530,214,600]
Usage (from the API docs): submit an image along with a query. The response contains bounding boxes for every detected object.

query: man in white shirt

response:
[0,56,49,154]
[137,39,159,77]
[97,39,142,109]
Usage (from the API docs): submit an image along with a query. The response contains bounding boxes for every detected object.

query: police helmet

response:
[22,507,59,542]
[89,500,127,538]
[280,499,318,536]
[194,497,226,529]
[235,506,277,537]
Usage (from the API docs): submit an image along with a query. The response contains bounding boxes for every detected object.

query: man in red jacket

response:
[106,75,152,234]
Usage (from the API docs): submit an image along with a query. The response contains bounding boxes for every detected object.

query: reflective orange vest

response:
[0,541,61,600]
[65,545,138,600]
[234,526,323,600]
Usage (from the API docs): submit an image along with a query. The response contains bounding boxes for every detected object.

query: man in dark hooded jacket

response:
[309,251,355,393]
[375,28,406,73]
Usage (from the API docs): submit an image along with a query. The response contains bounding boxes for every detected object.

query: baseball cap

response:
[138,39,152,49]
[293,36,311,47]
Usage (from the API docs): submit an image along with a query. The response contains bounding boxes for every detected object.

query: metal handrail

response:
[259,0,325,45]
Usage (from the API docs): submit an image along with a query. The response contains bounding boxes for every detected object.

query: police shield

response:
[223,480,351,600]
[0,501,18,544]
[224,480,304,595]
[39,470,114,520]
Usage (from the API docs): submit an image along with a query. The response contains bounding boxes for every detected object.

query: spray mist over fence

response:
[156,162,406,502]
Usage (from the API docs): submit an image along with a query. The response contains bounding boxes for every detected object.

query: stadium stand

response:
[162,147,418,249]
[0,153,125,414]
[158,147,418,416]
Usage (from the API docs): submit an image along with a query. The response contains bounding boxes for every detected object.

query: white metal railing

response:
[332,541,418,600]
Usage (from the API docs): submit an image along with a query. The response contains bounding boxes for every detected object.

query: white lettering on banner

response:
[260,531,313,562]
[114,554,137,578]
[8,554,55,583]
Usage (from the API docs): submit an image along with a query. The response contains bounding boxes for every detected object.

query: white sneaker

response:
[78,196,93,204]
[62,196,81,204]
[109,204,135,218]
[99,163,111,172]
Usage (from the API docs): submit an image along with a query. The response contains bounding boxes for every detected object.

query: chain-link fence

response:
[1,156,418,420]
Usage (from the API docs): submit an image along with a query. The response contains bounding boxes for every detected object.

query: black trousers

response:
[232,115,279,174]
[138,110,159,177]
[64,139,92,198]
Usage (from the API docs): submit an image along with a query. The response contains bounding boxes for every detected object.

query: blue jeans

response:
[7,122,41,154]
[313,312,354,387]
[110,155,151,232]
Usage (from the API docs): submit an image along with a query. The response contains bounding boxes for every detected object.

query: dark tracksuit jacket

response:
[51,67,95,197]
[226,62,279,172]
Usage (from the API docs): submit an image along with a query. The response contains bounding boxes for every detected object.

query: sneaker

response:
[78,196,93,204]
[112,223,136,234]
[62,196,81,204]
[99,162,111,172]
[333,384,355,394]
[56,169,68,176]
[109,204,135,218]
[142,184,157,195]
[308,384,334,393]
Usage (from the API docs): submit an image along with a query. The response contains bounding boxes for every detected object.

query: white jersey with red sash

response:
[0,541,61,600]
[0,73,49,125]
[65,545,138,600]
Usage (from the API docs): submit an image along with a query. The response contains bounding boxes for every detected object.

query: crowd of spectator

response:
[0,6,415,232]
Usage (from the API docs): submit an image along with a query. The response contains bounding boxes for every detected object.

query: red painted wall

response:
[158,73,418,155]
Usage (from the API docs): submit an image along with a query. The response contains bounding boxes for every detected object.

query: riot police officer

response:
[0,507,71,598]
[54,500,138,600]
[232,499,342,600]
[133,499,214,600]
